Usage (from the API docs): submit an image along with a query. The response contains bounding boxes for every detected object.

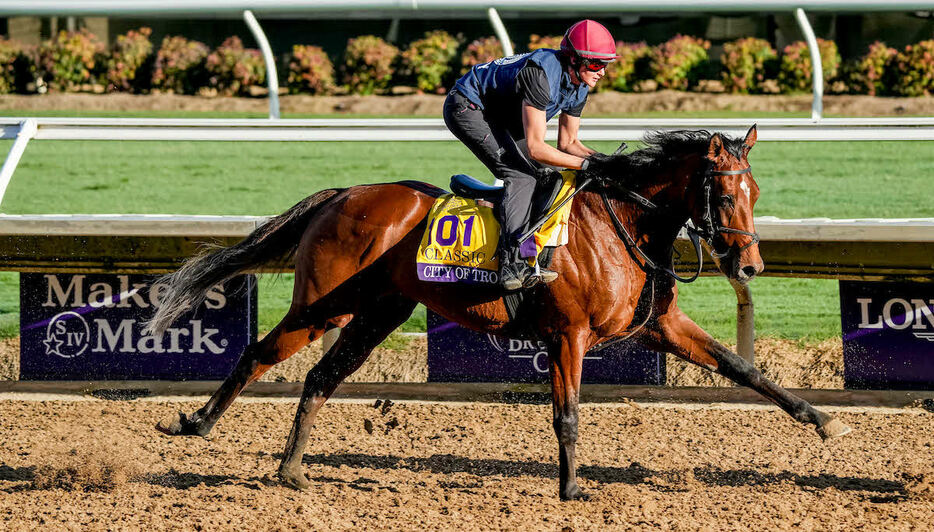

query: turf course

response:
[0,130,929,342]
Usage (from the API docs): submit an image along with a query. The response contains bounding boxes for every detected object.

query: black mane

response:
[608,129,746,185]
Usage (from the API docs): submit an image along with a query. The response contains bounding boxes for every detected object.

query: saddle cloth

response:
[416,170,576,285]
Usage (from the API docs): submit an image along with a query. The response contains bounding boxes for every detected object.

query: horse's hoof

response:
[156,411,205,436]
[816,417,852,441]
[278,467,312,490]
[559,485,590,501]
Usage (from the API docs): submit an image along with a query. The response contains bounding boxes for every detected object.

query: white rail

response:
[4,117,934,143]
[3,1,932,15]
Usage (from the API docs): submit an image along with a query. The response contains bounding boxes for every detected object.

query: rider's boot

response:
[500,238,559,290]
[500,244,533,291]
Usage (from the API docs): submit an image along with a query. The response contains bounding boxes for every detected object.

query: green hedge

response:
[2,28,933,97]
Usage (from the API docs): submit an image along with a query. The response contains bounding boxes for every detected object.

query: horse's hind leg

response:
[277,294,417,489]
[649,309,851,440]
[157,307,328,437]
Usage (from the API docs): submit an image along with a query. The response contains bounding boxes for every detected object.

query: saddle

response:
[415,172,575,287]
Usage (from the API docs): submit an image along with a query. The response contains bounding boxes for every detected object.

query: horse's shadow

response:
[296,452,908,498]
[0,464,37,492]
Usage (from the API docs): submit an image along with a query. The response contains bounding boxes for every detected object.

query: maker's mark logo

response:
[44,311,90,358]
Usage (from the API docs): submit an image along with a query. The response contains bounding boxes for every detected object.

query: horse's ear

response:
[744,124,758,151]
[707,133,724,161]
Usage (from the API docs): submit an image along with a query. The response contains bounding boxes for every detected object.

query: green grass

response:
[0,111,930,343]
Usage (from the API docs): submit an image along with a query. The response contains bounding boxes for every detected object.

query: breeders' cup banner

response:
[427,311,665,384]
[20,273,256,380]
[840,281,934,390]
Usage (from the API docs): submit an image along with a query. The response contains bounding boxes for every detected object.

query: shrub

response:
[527,34,562,51]
[400,30,461,93]
[650,35,711,90]
[152,36,209,94]
[288,44,335,95]
[842,41,897,96]
[778,39,840,94]
[37,29,105,92]
[0,38,34,94]
[892,40,934,97]
[720,37,778,94]
[342,35,398,95]
[602,41,650,93]
[460,36,508,74]
[205,36,266,96]
[105,27,153,92]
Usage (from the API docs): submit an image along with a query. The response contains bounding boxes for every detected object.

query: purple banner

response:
[427,311,665,384]
[20,273,256,380]
[840,280,934,390]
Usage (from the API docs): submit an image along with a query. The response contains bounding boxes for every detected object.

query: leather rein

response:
[598,164,760,284]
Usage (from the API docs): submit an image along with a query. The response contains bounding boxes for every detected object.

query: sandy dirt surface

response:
[0,398,931,530]
[0,334,843,389]
[2,91,933,117]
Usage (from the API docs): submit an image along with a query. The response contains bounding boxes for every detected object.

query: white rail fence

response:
[1,116,934,363]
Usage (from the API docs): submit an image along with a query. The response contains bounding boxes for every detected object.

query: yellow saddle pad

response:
[417,171,576,285]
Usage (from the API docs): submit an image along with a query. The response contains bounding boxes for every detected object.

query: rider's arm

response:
[523,105,587,170]
[517,63,591,170]
[557,113,597,159]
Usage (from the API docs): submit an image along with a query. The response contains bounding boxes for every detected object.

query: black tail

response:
[145,188,342,336]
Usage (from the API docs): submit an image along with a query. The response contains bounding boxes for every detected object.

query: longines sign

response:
[20,273,256,380]
[426,311,665,385]
[840,281,934,390]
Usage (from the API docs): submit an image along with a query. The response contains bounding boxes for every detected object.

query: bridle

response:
[697,165,761,260]
[598,161,760,284]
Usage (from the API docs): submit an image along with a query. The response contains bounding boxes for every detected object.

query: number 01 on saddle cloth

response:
[417,171,576,285]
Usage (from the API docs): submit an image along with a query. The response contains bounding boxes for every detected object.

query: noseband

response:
[598,163,760,283]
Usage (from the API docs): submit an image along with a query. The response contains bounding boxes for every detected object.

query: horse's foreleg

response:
[277,294,417,489]
[548,328,590,501]
[157,308,325,437]
[648,310,851,440]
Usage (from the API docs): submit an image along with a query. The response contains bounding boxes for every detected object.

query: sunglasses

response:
[582,60,611,72]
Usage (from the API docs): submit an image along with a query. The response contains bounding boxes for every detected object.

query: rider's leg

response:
[443,93,557,289]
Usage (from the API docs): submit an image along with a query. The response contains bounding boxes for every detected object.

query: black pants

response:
[443,90,539,258]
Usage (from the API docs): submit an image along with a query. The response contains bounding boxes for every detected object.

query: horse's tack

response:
[599,163,760,283]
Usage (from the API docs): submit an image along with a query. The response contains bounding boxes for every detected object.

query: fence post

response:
[243,10,281,120]
[321,327,342,356]
[487,7,514,57]
[731,279,755,364]
[0,118,37,212]
[794,8,823,121]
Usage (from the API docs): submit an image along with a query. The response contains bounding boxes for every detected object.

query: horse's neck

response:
[574,166,694,252]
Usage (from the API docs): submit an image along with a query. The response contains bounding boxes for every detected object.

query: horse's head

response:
[694,125,764,283]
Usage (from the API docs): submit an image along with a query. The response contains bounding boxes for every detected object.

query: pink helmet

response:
[560,20,618,63]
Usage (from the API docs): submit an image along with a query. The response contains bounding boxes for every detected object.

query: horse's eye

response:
[719,194,734,208]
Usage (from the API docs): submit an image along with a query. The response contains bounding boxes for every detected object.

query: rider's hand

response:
[580,152,615,175]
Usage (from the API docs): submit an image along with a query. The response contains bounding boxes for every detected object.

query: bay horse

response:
[148,125,850,500]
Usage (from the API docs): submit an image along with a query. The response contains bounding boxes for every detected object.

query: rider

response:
[443,19,619,291]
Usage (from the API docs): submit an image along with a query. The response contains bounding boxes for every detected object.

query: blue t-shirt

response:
[453,48,589,125]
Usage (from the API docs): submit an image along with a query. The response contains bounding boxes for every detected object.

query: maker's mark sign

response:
[20,273,256,380]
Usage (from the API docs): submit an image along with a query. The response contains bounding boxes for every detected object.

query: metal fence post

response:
[794,8,823,121]
[322,327,342,356]
[0,118,37,212]
[243,10,281,120]
[487,7,514,57]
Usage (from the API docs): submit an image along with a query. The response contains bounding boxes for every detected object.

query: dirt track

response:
[0,398,931,530]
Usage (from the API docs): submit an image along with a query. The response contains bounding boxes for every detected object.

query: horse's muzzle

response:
[733,250,765,283]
